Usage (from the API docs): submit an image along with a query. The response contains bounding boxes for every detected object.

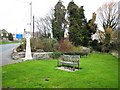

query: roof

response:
[0,29,8,34]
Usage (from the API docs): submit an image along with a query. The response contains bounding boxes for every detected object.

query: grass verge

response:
[0,41,19,45]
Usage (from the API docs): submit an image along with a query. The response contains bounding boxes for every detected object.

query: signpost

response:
[16,34,23,39]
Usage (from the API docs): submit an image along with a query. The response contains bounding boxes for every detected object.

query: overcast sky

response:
[0,0,119,34]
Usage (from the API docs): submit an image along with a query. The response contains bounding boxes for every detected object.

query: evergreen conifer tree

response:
[67,1,87,46]
[52,0,66,41]
[8,33,13,41]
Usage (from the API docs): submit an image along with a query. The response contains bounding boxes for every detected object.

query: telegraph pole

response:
[29,2,32,36]
[33,16,36,50]
[33,16,34,39]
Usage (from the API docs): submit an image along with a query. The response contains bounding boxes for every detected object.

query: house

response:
[0,29,9,41]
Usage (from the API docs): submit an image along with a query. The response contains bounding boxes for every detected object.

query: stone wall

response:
[33,52,52,60]
[12,48,53,60]
[12,49,25,60]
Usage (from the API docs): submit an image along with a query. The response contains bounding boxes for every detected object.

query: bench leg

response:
[78,63,80,70]
[57,60,59,67]
[73,64,75,71]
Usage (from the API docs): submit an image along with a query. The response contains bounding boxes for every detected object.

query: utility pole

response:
[33,16,36,50]
[29,2,32,36]
[33,16,34,39]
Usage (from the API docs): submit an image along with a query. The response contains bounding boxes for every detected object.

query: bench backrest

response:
[62,55,80,62]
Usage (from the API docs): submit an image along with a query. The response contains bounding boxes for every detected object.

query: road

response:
[0,43,19,66]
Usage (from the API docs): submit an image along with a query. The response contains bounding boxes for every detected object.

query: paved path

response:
[0,43,20,66]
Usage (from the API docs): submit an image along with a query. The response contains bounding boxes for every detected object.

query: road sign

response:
[16,34,23,39]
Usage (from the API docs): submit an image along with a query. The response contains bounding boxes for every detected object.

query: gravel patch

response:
[57,66,79,72]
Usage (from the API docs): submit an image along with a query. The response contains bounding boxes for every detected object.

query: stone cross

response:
[24,32,32,60]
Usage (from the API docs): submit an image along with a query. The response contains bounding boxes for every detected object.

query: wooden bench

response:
[58,55,80,71]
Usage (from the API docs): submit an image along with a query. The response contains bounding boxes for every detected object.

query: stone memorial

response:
[24,32,32,60]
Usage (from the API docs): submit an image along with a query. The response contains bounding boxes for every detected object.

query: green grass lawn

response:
[0,41,19,45]
[2,53,118,88]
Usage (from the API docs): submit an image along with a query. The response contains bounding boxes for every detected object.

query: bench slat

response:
[60,61,78,65]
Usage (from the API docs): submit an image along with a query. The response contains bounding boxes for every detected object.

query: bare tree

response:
[97,1,119,51]
[97,1,119,31]
[35,8,54,38]
[98,30,105,43]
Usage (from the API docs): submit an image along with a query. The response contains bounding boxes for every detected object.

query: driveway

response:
[0,43,20,66]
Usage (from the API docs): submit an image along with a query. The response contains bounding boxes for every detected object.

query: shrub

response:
[16,38,26,52]
[16,37,58,52]
[64,51,88,57]
[64,52,81,55]
[22,38,26,49]
[72,46,82,52]
[8,33,13,41]
[109,42,118,51]
[30,38,44,52]
[58,39,74,52]
[88,46,93,53]
[30,38,58,52]
[50,52,63,59]
[63,46,90,57]
[90,40,103,52]
[42,38,58,52]
[35,38,44,49]
[16,44,24,52]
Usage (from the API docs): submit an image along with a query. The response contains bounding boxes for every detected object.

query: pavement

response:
[0,43,20,66]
